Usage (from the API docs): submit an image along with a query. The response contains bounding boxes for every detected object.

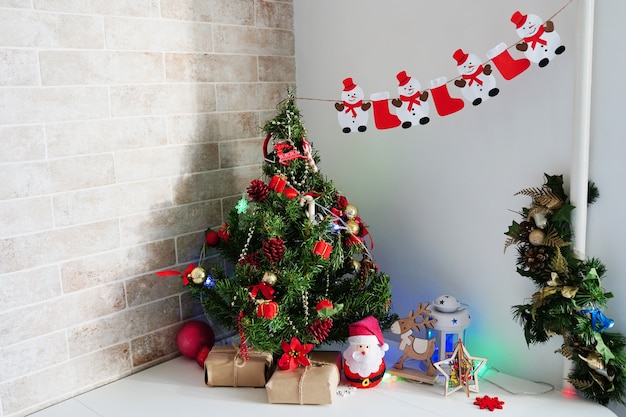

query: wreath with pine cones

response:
[504,173,626,406]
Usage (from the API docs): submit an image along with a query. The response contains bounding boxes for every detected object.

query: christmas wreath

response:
[504,173,626,406]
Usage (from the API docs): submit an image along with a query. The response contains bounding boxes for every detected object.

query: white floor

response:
[29,353,617,417]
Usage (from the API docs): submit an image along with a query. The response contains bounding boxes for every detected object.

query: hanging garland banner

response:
[296,2,574,134]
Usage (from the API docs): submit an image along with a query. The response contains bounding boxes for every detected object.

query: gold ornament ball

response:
[528,229,546,246]
[190,267,207,284]
[351,258,361,272]
[346,219,360,235]
[344,204,359,219]
[262,271,278,286]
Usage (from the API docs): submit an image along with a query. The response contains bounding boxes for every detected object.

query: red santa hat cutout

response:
[348,315,389,352]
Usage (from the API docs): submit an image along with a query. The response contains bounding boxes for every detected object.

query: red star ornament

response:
[474,395,505,411]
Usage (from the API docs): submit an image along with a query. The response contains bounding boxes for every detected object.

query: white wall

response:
[295,1,626,415]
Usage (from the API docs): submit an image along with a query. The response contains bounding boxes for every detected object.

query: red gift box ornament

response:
[257,300,279,319]
[313,240,332,259]
[269,175,287,193]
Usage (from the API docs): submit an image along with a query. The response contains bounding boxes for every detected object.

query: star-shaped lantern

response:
[433,339,487,397]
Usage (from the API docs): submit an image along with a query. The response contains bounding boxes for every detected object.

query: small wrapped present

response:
[265,362,340,404]
[204,345,272,387]
[312,240,332,259]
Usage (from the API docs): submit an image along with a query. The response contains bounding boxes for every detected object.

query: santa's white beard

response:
[344,344,385,377]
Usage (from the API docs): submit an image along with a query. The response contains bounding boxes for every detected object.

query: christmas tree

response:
[184,92,396,359]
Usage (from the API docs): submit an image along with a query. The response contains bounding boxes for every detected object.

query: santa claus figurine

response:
[342,316,389,388]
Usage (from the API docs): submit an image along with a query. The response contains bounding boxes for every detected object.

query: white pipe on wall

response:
[570,0,595,260]
[564,0,595,392]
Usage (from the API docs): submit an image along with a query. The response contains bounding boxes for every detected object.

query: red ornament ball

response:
[196,345,211,368]
[176,321,215,359]
[316,299,333,312]
[205,230,219,246]
[283,187,298,199]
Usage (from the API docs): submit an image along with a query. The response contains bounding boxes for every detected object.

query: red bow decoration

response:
[336,194,348,210]
[349,216,374,249]
[218,223,230,242]
[249,281,275,300]
[156,263,196,286]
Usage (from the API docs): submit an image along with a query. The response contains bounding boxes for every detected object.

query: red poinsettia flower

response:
[277,336,313,370]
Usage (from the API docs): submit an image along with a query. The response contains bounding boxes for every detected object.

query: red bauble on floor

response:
[176,320,215,359]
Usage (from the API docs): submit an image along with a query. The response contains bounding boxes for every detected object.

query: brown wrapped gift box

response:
[204,346,273,387]
[265,362,340,404]
[308,350,342,372]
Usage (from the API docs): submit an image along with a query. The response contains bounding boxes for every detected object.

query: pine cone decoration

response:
[518,220,534,241]
[247,179,270,202]
[263,237,285,263]
[238,251,261,269]
[521,245,548,272]
[307,318,333,343]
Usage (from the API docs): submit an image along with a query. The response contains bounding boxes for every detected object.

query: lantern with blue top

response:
[428,295,471,362]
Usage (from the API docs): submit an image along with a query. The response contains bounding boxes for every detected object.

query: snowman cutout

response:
[453,49,499,106]
[391,71,430,128]
[511,11,565,68]
[335,78,371,133]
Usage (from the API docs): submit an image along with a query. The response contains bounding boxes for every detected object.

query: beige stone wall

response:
[0,1,294,415]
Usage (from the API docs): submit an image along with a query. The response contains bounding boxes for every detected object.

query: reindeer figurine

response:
[389,302,438,383]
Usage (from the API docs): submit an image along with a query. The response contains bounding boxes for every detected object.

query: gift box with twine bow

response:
[265,361,340,405]
[204,345,273,387]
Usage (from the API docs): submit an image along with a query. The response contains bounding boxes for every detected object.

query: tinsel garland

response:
[504,173,626,406]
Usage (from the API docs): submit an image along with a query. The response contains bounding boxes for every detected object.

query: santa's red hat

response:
[396,70,411,86]
[348,316,389,351]
[453,49,469,66]
[342,77,357,91]
[511,11,527,29]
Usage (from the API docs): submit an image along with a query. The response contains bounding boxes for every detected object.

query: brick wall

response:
[0,1,294,415]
